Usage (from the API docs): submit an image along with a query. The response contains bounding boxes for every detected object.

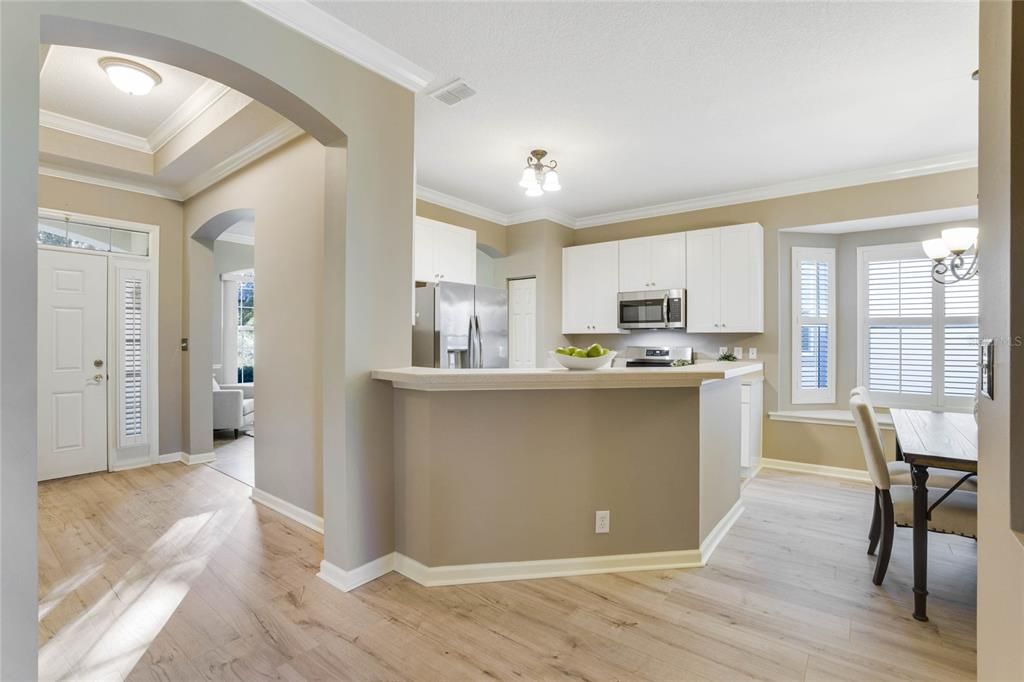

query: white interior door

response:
[38,249,108,481]
[508,277,537,368]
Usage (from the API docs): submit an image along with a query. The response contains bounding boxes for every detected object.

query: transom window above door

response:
[38,216,149,256]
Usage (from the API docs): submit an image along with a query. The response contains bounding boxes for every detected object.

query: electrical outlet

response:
[595,510,610,534]
[748,347,758,359]
[718,346,728,356]
[733,346,743,359]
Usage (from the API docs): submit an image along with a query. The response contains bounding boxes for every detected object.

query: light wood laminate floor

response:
[38,464,976,681]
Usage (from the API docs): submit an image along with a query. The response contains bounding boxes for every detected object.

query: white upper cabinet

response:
[618,233,685,292]
[562,242,619,334]
[414,217,477,285]
[684,223,763,333]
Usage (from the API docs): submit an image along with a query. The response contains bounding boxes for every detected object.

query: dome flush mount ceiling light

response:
[518,149,561,197]
[98,57,162,96]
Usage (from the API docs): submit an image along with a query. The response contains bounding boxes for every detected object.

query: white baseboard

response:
[158,451,185,464]
[251,487,324,534]
[760,457,871,482]
[318,554,395,592]
[700,500,745,563]
[181,451,215,465]
[393,547,705,588]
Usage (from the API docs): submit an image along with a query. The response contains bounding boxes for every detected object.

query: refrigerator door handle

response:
[468,316,476,369]
[473,315,483,368]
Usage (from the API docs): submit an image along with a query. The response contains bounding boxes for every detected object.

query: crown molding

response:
[415,185,576,229]
[148,80,234,152]
[38,161,183,200]
[39,121,303,201]
[242,0,434,92]
[39,110,151,153]
[180,120,304,199]
[415,185,511,225]
[419,152,976,232]
[572,151,978,229]
[506,207,577,229]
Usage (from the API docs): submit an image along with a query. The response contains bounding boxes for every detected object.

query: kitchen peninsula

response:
[372,361,762,586]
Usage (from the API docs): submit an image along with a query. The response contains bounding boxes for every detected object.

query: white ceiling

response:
[317,1,979,220]
[40,45,209,139]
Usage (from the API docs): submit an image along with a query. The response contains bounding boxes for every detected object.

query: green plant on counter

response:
[555,343,610,358]
[718,352,738,362]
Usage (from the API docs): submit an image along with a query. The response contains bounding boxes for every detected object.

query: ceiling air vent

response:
[429,79,476,106]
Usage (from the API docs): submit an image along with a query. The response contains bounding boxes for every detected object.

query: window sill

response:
[768,409,894,430]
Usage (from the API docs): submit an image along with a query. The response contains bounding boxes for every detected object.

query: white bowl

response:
[549,350,616,370]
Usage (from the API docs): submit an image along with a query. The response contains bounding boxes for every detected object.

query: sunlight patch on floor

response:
[39,506,246,681]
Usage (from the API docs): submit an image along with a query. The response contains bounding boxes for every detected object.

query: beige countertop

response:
[371,361,763,391]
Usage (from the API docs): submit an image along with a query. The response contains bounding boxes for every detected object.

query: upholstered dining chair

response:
[850,395,977,585]
[849,387,977,492]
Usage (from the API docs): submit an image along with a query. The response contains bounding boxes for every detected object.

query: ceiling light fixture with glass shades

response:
[922,227,979,284]
[518,149,561,197]
[99,57,162,96]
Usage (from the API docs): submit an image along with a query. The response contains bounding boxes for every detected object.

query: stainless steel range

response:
[615,346,694,368]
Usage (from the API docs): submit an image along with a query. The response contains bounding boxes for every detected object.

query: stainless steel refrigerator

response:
[413,282,509,368]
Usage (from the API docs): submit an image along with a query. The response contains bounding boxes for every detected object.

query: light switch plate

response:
[733,347,743,359]
[748,348,758,359]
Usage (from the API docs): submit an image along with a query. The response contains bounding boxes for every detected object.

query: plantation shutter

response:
[118,268,149,447]
[860,245,979,408]
[791,247,835,404]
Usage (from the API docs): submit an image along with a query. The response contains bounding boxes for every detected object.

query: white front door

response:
[38,249,108,481]
[508,277,537,368]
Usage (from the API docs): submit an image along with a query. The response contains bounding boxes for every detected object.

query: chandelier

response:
[922,227,979,284]
[517,149,561,196]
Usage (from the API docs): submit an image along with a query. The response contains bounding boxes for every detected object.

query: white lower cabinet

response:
[562,242,619,334]
[740,380,763,469]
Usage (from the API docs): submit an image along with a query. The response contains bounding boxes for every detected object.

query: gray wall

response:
[212,239,254,384]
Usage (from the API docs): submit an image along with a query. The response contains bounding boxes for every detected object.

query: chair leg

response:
[867,487,881,555]
[234,429,239,439]
[873,489,895,586]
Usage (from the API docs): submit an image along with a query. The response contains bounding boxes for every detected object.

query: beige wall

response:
[494,219,575,367]
[395,386,704,565]
[37,174,186,456]
[416,199,507,256]
[185,135,325,516]
[976,0,1024,677]
[766,420,897,470]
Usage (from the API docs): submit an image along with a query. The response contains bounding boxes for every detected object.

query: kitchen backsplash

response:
[565,330,757,362]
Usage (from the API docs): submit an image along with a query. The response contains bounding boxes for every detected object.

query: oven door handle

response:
[662,293,669,328]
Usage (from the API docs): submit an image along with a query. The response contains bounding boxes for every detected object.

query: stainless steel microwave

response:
[617,289,686,330]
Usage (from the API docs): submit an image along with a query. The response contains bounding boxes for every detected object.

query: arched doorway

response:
[3,4,416,676]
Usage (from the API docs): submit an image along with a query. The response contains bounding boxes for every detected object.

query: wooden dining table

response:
[890,408,978,622]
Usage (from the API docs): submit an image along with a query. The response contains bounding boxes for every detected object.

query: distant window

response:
[858,243,978,409]
[237,275,254,382]
[791,247,835,404]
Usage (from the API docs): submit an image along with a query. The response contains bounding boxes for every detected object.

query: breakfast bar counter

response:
[372,361,761,586]
[371,360,763,391]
